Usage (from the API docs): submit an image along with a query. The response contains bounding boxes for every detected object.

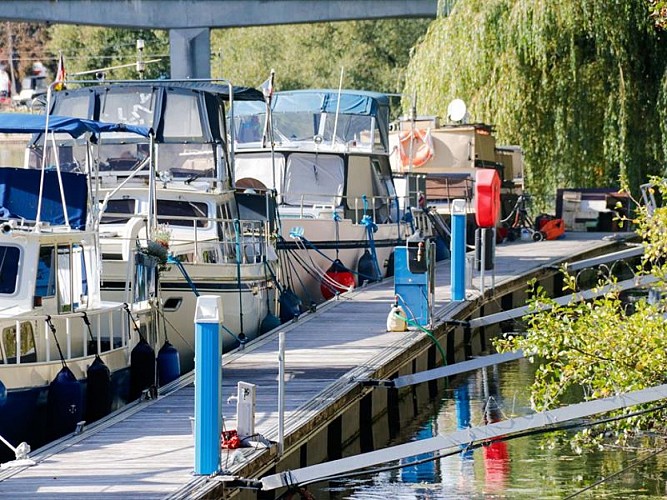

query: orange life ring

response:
[399,128,434,167]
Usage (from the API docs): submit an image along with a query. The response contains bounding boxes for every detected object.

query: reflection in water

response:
[313,359,667,499]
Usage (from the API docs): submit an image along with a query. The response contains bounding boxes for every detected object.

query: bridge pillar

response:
[169,28,211,79]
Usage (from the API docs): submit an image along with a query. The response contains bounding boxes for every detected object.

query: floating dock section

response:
[0,233,638,498]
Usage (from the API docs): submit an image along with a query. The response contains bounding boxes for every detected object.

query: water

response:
[308,359,667,499]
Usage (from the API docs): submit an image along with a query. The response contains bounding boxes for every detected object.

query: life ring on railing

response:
[399,128,434,167]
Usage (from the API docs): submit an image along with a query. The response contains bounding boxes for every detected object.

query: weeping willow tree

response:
[405,0,667,204]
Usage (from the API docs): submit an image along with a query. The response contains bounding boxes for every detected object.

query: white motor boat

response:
[233,89,425,307]
[37,80,278,374]
[0,114,160,464]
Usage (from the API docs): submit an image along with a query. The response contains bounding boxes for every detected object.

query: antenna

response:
[447,98,467,123]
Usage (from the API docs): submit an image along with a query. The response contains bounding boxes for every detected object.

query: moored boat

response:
[38,80,278,373]
[0,114,160,464]
[233,89,424,306]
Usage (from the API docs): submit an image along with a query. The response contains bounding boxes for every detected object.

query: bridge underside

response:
[0,0,439,79]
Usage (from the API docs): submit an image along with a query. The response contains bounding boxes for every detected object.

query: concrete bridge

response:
[0,0,443,78]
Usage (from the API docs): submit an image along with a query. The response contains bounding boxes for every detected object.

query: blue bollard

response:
[451,199,467,301]
[194,295,223,475]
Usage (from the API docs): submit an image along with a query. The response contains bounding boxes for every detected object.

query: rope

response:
[45,315,67,369]
[123,302,146,342]
[394,311,446,366]
[563,443,667,499]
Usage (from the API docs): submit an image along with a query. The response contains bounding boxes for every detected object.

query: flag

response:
[260,69,274,101]
[54,52,66,91]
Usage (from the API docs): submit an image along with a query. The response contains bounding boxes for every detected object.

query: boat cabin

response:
[30,81,263,188]
[233,90,398,224]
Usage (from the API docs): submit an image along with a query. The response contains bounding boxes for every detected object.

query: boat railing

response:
[278,194,414,224]
[5,303,132,366]
[100,212,270,265]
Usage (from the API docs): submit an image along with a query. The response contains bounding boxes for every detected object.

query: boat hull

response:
[101,261,275,374]
[277,218,405,304]
[0,365,131,463]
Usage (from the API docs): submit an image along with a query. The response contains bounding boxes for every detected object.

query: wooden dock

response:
[0,232,636,498]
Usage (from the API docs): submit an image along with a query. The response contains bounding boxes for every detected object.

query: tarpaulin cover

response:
[0,113,151,138]
[0,167,88,229]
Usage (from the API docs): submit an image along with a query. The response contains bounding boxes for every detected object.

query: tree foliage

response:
[404,0,667,203]
[496,178,667,449]
[211,19,430,99]
[46,25,170,81]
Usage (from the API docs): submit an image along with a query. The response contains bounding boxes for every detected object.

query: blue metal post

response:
[194,295,223,475]
[451,199,467,301]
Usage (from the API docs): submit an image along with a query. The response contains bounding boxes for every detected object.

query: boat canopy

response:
[234,89,391,153]
[0,113,151,138]
[0,167,88,229]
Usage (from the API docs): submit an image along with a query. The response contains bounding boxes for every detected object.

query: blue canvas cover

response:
[0,167,88,229]
[0,113,151,138]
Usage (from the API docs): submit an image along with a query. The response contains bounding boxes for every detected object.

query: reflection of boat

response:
[233,89,420,305]
[0,114,159,464]
[38,81,277,373]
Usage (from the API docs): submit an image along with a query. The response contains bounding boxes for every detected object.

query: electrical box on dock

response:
[393,238,435,328]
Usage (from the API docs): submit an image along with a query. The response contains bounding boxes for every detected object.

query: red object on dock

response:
[474,168,501,228]
[540,218,565,240]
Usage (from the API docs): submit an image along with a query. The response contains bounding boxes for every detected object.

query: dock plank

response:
[0,233,633,498]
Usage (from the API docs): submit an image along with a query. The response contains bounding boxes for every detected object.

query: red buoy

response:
[321,259,355,300]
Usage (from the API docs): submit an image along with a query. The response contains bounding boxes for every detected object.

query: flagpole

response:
[331,67,344,149]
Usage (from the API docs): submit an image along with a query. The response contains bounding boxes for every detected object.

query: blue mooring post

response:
[451,199,467,301]
[194,295,223,475]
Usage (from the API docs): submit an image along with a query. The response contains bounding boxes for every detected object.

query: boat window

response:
[36,246,56,298]
[26,142,89,173]
[1,322,36,364]
[235,153,285,192]
[0,246,20,295]
[157,200,209,228]
[56,244,84,313]
[97,143,150,173]
[51,95,90,120]
[45,95,92,142]
[36,244,84,312]
[162,92,203,139]
[101,198,136,224]
[100,90,157,138]
[272,111,320,143]
[158,143,216,179]
[321,114,377,149]
[283,153,344,206]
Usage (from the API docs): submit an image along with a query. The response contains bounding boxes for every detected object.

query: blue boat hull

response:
[0,367,132,463]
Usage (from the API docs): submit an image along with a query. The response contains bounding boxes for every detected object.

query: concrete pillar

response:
[169,28,211,79]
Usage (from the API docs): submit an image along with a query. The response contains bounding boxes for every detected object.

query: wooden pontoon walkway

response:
[0,232,636,498]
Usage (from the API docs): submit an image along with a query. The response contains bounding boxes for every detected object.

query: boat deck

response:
[0,232,635,498]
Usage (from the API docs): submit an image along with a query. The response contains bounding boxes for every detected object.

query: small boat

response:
[0,114,160,464]
[38,80,278,373]
[233,89,421,306]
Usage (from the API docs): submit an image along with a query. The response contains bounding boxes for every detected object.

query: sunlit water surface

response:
[308,358,667,499]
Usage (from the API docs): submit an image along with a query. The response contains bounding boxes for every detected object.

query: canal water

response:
[308,358,667,499]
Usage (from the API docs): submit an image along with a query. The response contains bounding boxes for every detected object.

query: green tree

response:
[211,19,430,102]
[496,178,667,449]
[404,0,667,204]
[46,25,170,81]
